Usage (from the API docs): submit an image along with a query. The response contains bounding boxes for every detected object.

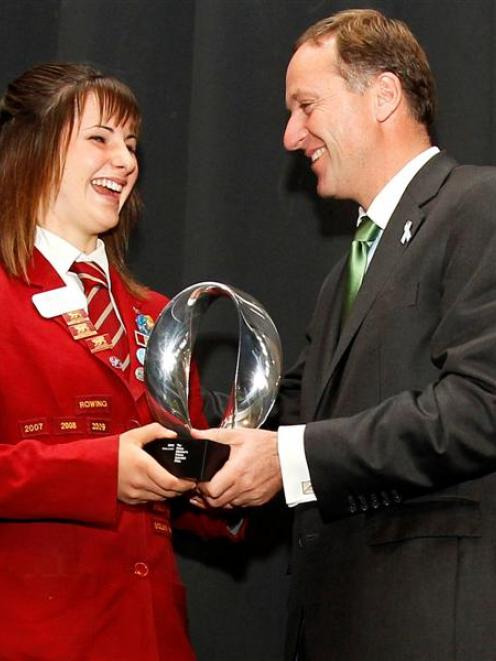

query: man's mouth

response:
[91,178,124,194]
[311,147,326,163]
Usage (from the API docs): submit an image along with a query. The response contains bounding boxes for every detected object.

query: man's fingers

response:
[198,465,236,499]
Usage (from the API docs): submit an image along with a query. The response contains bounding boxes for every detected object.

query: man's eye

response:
[300,103,312,115]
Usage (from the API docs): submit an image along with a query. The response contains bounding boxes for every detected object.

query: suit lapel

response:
[315,258,348,394]
[313,151,457,416]
[331,196,425,371]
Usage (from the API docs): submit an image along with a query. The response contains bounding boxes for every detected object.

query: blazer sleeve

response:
[0,434,119,524]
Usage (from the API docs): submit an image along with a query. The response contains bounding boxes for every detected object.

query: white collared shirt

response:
[33,226,124,325]
[278,146,440,507]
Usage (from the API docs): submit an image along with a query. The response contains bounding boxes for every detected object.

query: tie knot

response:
[70,261,108,293]
[354,216,380,243]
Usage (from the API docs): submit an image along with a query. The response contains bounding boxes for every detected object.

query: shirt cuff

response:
[277,425,316,507]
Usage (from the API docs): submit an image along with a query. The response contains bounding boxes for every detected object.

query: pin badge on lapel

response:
[401,220,413,245]
[133,313,155,380]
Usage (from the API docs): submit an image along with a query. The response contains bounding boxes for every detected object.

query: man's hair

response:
[296,9,436,127]
[0,62,143,292]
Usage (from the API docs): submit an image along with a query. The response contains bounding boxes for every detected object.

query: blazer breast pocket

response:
[365,499,481,545]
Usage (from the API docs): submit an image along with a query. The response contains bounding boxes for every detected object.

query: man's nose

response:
[283,114,307,151]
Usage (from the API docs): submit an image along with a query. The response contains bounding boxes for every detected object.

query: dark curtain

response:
[2,1,496,659]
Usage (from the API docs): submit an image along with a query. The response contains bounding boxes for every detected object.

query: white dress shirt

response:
[33,226,124,325]
[278,146,440,506]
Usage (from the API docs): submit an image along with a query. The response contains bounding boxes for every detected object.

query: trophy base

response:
[144,435,230,481]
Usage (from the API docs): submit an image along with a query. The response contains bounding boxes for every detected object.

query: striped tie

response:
[70,261,130,374]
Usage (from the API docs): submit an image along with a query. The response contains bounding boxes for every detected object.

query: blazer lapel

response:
[29,250,146,395]
[28,248,67,291]
[313,151,457,415]
[315,257,348,394]
[28,249,78,339]
[109,272,148,402]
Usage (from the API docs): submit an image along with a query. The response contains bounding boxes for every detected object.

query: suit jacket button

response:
[381,491,391,506]
[347,495,357,514]
[133,562,149,577]
[370,493,380,509]
[391,489,402,503]
[358,495,368,512]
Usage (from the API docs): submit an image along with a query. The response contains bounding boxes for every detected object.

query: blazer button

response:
[370,493,380,509]
[347,495,357,514]
[133,562,149,577]
[381,491,391,507]
[358,495,368,512]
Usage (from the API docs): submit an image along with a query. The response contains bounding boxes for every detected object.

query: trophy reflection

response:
[144,282,282,480]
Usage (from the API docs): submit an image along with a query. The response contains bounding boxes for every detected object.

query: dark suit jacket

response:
[278,152,496,660]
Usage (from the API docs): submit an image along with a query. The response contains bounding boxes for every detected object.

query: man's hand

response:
[118,423,196,505]
[192,428,282,508]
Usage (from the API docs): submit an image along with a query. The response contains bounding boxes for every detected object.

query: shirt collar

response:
[359,146,440,229]
[35,226,111,281]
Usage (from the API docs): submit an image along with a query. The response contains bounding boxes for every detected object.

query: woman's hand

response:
[117,423,196,505]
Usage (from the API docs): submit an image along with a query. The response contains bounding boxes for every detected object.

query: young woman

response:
[0,62,232,660]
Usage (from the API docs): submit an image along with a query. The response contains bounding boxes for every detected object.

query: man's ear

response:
[374,72,402,122]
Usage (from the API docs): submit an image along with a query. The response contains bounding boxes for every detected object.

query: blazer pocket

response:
[366,499,481,545]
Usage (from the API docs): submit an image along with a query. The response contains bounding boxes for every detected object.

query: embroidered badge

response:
[88,419,109,434]
[69,321,97,340]
[63,309,89,326]
[85,334,113,353]
[75,396,111,415]
[19,418,49,438]
[54,418,84,434]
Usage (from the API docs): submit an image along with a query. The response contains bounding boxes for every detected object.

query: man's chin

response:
[316,179,334,199]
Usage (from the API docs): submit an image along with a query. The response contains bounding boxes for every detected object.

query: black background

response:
[2,1,495,659]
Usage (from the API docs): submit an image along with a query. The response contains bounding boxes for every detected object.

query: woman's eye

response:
[90,135,106,144]
[127,143,137,154]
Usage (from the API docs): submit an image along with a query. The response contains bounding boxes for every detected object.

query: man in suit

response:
[194,9,496,660]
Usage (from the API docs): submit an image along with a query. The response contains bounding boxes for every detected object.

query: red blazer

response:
[0,250,227,660]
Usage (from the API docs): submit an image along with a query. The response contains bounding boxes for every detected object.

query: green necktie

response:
[342,216,380,319]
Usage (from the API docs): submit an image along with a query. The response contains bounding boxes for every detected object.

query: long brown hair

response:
[0,62,145,295]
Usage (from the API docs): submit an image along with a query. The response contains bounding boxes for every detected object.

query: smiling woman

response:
[0,63,238,660]
[0,64,142,286]
[42,94,139,253]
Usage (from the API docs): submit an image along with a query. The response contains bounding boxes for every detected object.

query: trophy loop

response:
[144,281,283,435]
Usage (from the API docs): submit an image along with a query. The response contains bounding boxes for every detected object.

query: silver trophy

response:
[144,282,283,480]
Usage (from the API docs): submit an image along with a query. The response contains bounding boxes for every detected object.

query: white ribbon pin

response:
[401,220,413,245]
